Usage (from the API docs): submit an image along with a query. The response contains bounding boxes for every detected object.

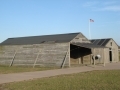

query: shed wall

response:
[70,33,91,43]
[105,39,119,62]
[92,48,109,64]
[0,43,69,67]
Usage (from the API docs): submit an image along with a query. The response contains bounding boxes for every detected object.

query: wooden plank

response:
[61,48,69,68]
[33,49,41,68]
[103,48,105,67]
[78,58,81,64]
[93,48,95,67]
[9,50,17,67]
[90,54,92,65]
[68,43,70,67]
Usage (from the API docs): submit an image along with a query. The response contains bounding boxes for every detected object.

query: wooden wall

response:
[70,33,91,43]
[106,39,119,62]
[0,43,70,67]
[92,48,109,64]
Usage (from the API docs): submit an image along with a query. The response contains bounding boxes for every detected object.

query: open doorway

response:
[109,51,112,62]
[70,44,92,66]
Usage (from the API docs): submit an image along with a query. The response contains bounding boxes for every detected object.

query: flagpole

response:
[89,19,91,39]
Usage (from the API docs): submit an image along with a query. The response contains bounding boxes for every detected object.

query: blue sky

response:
[0,0,120,45]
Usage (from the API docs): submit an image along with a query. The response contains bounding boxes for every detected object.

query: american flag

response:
[90,19,94,22]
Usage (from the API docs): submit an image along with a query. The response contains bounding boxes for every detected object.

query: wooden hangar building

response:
[0,32,119,68]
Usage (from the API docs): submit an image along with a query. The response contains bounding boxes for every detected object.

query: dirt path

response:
[0,62,120,84]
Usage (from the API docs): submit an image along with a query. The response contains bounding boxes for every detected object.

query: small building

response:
[0,32,108,68]
[90,38,119,63]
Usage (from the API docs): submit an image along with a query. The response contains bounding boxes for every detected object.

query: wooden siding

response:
[70,33,91,43]
[0,43,69,67]
[105,39,119,62]
[92,48,109,64]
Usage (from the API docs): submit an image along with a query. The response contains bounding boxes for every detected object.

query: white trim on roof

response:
[100,39,107,46]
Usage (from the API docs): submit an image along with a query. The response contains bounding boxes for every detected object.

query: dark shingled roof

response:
[0,32,80,45]
[72,43,106,49]
[90,39,111,46]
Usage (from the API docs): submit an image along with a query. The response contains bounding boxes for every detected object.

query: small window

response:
[110,42,112,46]
[75,38,79,39]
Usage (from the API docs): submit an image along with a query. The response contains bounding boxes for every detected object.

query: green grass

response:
[0,70,120,90]
[0,65,59,74]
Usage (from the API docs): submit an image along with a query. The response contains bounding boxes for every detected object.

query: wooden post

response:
[78,58,81,64]
[117,50,119,62]
[81,56,83,64]
[103,48,105,67]
[68,43,70,67]
[61,50,69,68]
[33,49,41,68]
[9,50,17,67]
[78,47,80,65]
[99,50,101,64]
[90,54,92,65]
[93,48,95,67]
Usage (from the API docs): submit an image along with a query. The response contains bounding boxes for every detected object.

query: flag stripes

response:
[90,19,94,22]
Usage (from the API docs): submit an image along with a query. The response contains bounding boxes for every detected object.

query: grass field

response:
[0,70,120,90]
[0,65,58,74]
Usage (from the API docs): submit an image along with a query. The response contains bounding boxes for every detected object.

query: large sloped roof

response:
[0,32,80,45]
[90,39,111,46]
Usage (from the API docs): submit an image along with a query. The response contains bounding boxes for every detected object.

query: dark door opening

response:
[109,51,112,62]
[70,44,92,65]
